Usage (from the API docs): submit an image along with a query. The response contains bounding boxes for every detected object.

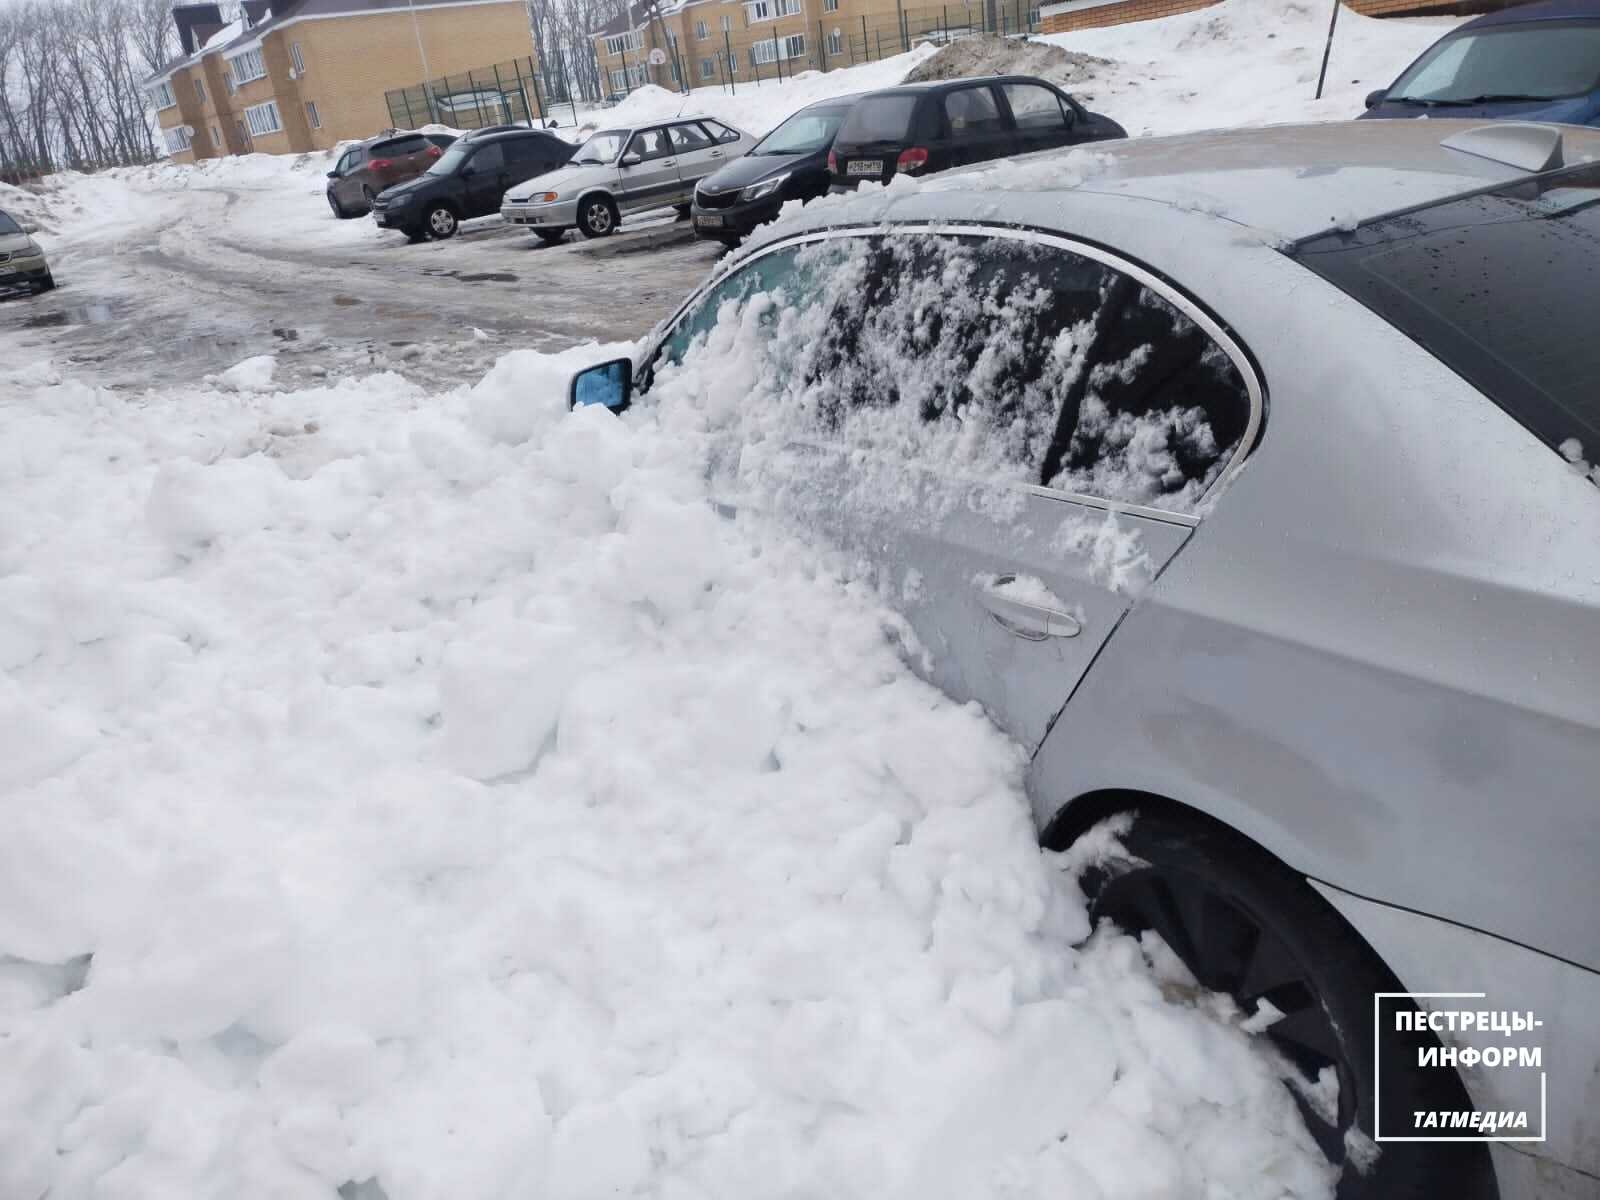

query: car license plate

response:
[694,214,723,228]
[847,159,882,177]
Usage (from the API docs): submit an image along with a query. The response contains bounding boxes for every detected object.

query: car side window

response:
[648,232,1253,513]
[334,151,353,175]
[349,147,369,168]
[469,143,505,172]
[670,122,712,151]
[1002,83,1071,131]
[701,119,741,143]
[505,136,548,163]
[942,86,1004,138]
[628,127,670,161]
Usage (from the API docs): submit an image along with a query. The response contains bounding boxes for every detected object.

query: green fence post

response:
[876,28,883,58]
[724,30,736,94]
[402,89,416,128]
[896,0,906,51]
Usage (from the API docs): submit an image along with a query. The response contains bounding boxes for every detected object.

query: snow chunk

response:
[212,354,278,393]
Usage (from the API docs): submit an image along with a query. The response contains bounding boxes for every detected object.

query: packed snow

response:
[0,2,1477,1196]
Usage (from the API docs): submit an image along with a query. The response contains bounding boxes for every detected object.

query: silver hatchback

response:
[501,117,754,242]
[570,120,1600,1200]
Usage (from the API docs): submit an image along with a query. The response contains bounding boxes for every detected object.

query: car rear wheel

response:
[535,229,565,246]
[577,195,618,239]
[1078,809,1497,1200]
[425,205,458,240]
[328,192,348,219]
[361,186,376,212]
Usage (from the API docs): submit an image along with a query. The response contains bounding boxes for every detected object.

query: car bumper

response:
[689,195,782,239]
[372,205,412,228]
[501,199,578,230]
[0,253,49,286]
[1313,881,1600,1196]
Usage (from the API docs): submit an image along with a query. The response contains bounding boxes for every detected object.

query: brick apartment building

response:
[145,0,539,161]
[1039,0,1540,34]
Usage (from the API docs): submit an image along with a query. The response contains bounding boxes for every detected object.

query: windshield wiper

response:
[1395,93,1553,107]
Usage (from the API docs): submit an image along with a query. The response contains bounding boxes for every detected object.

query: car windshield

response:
[1291,162,1600,472]
[573,131,627,164]
[1388,19,1600,103]
[752,109,848,156]
[836,95,918,144]
[427,144,470,175]
[0,212,21,235]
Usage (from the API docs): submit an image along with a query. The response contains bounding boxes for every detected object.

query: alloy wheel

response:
[585,201,613,235]
[1095,865,1360,1184]
[428,207,457,238]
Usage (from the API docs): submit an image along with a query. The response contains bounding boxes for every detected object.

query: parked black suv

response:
[828,76,1124,188]
[372,129,573,241]
[692,95,859,247]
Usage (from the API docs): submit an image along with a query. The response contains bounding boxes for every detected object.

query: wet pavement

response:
[0,197,725,393]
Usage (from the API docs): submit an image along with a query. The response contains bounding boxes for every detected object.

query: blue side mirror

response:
[570,357,633,411]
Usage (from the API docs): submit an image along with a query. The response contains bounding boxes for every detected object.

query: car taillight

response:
[827,149,837,173]
[896,147,929,173]
[369,158,393,172]
[426,146,441,157]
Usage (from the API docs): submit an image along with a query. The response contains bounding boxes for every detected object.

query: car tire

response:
[405,230,427,244]
[674,203,692,220]
[1078,808,1497,1200]
[717,235,742,250]
[328,192,348,219]
[35,272,55,293]
[577,194,618,239]
[535,229,566,246]
[361,185,376,213]
[425,204,458,240]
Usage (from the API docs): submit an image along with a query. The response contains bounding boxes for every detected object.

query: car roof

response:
[863,75,1063,96]
[757,119,1600,250]
[1460,0,1600,30]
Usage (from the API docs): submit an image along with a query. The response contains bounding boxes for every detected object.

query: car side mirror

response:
[570,357,633,411]
[1365,88,1388,110]
[620,152,641,167]
[20,222,38,234]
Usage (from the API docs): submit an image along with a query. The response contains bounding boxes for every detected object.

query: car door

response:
[667,120,729,190]
[617,126,680,214]
[936,85,1017,170]
[460,141,509,217]
[645,228,1258,752]
[336,147,367,206]
[999,81,1079,156]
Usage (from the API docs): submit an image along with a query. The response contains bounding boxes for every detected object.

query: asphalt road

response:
[0,190,726,393]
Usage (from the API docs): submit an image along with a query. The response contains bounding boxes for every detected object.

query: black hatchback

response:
[372,129,573,242]
[828,75,1124,188]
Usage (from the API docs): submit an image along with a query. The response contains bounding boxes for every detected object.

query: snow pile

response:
[903,33,1110,87]
[0,347,1334,1199]
[1044,0,1459,134]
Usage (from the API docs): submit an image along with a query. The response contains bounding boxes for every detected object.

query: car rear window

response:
[373,135,427,156]
[1290,163,1600,471]
[837,95,918,144]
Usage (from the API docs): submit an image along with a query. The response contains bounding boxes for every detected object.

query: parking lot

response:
[0,187,723,393]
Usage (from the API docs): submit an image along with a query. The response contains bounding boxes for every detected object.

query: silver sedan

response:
[501,117,754,242]
[569,119,1600,1200]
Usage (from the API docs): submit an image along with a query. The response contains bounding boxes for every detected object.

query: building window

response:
[824,0,838,9]
[223,68,235,95]
[194,77,206,103]
[150,80,176,109]
[666,30,678,51]
[670,58,680,82]
[244,98,282,136]
[211,124,222,147]
[827,28,842,54]
[750,32,804,64]
[290,42,305,73]
[746,0,770,21]
[228,46,267,84]
[609,67,628,92]
[720,14,733,31]
[163,125,192,153]
[604,30,643,56]
[699,56,715,79]
[695,19,708,39]
[305,100,321,129]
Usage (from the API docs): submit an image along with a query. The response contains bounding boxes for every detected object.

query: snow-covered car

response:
[500,117,754,242]
[568,120,1600,1200]
[0,208,53,295]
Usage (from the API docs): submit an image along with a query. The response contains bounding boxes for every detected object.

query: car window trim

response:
[644,221,1265,523]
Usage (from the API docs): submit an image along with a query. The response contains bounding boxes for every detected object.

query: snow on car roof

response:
[774,120,1600,246]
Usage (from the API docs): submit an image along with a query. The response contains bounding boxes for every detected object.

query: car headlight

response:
[739,173,789,203]
[531,192,559,203]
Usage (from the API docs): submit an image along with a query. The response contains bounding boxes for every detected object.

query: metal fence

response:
[597,0,1043,102]
[384,56,579,131]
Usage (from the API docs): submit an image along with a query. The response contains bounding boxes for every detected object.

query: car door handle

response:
[978,577,1082,641]
[709,150,723,158]
[663,158,677,167]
